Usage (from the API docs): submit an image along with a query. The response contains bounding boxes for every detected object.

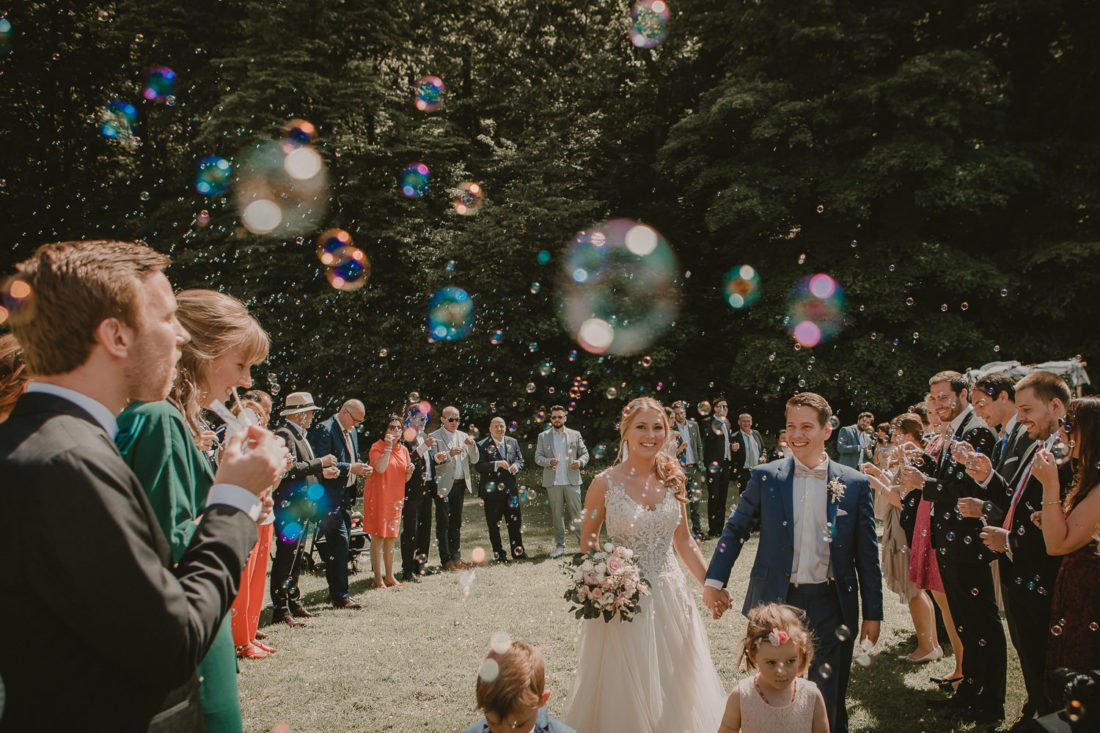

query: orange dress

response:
[362,440,410,537]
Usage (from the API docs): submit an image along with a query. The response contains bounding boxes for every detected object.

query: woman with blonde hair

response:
[115,289,270,733]
[0,333,27,422]
[564,397,726,732]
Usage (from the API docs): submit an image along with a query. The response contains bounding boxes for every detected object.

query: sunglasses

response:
[445,417,459,422]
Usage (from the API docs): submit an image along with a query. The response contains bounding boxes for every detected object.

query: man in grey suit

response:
[836,411,874,469]
[430,405,480,570]
[731,412,766,500]
[534,405,590,558]
[672,401,705,538]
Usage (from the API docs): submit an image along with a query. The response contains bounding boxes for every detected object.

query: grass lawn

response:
[239,467,1024,732]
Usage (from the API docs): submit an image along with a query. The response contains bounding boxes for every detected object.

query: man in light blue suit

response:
[703,392,883,733]
[836,411,874,469]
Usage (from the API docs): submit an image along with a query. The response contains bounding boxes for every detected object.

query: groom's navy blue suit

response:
[706,457,883,733]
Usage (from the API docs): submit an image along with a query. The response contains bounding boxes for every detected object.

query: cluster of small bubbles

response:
[530,282,541,294]
[414,75,444,112]
[143,66,176,102]
[723,265,761,309]
[99,100,138,140]
[195,156,231,196]
[236,137,328,236]
[452,182,483,214]
[786,273,846,347]
[560,219,680,355]
[489,330,503,345]
[401,162,431,198]
[593,444,607,460]
[427,287,474,341]
[629,0,669,49]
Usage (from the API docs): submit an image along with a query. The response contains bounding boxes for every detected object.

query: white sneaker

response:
[549,546,565,559]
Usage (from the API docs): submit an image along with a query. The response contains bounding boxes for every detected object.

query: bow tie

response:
[793,464,828,480]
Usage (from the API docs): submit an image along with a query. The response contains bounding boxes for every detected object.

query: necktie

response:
[1002,461,1033,530]
[794,464,828,480]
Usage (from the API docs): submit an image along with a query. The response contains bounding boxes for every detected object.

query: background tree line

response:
[1,0,1096,449]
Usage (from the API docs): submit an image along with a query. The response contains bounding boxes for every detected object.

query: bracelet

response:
[1043,500,1062,506]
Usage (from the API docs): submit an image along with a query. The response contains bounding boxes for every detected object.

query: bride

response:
[564,397,726,732]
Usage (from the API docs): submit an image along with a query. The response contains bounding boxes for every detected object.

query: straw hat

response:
[280,391,321,416]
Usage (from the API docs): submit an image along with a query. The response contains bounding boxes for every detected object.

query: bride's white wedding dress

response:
[563,476,726,732]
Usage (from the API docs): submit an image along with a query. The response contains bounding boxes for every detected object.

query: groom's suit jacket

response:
[706,457,883,630]
[0,393,256,731]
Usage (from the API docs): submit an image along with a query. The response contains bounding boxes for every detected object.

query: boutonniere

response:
[827,477,846,504]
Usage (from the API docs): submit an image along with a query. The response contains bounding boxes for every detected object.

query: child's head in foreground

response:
[740,603,815,686]
[475,641,552,733]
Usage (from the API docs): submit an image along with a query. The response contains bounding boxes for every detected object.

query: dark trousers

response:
[734,466,752,500]
[269,523,310,607]
[940,557,1007,712]
[788,581,854,733]
[706,459,731,533]
[483,487,524,559]
[320,504,352,601]
[434,484,465,564]
[1004,572,1056,716]
[683,463,703,535]
[400,478,435,574]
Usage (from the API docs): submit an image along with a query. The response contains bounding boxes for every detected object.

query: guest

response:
[269,392,338,627]
[0,333,27,422]
[732,411,765,502]
[534,404,590,558]
[431,405,481,569]
[242,388,272,425]
[901,371,1004,724]
[837,411,874,469]
[476,416,527,562]
[115,289,271,732]
[310,399,373,609]
[0,240,286,730]
[702,397,733,536]
[863,414,946,665]
[400,404,437,581]
[963,371,1073,726]
[718,603,828,733]
[705,392,883,733]
[971,373,1031,476]
[1034,398,1100,694]
[671,400,705,538]
[364,413,413,588]
[461,641,576,733]
[871,422,893,470]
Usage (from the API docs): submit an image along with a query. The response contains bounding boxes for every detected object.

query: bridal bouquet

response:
[564,543,649,622]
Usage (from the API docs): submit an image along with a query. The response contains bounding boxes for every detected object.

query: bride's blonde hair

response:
[616,397,687,503]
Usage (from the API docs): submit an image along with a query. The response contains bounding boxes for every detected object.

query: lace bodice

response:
[603,476,683,580]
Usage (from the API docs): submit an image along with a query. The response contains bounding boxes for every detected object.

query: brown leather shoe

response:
[332,597,363,609]
[236,644,270,660]
[288,602,316,618]
[254,630,269,640]
[272,609,304,627]
[442,561,460,572]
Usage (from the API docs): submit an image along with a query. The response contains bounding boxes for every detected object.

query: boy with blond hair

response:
[462,642,575,733]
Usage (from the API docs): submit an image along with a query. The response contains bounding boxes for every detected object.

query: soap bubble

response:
[325,247,369,291]
[605,387,618,399]
[538,362,552,376]
[280,118,316,148]
[697,401,712,417]
[143,66,176,102]
[478,658,499,683]
[452,181,483,215]
[835,624,851,642]
[723,265,761,309]
[316,229,354,266]
[401,162,431,198]
[98,100,138,140]
[593,444,607,459]
[489,631,512,655]
[471,547,487,565]
[0,18,12,54]
[559,219,679,355]
[414,75,444,112]
[828,416,840,430]
[235,140,328,237]
[629,0,670,49]
[489,330,503,345]
[786,273,846,347]
[195,156,232,196]
[427,286,475,341]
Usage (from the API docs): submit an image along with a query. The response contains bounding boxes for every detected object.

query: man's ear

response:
[93,317,132,359]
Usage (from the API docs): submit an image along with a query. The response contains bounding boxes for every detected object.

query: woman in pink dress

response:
[362,414,413,589]
[905,408,965,687]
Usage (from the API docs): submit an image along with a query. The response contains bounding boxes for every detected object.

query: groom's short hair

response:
[7,240,170,376]
[785,392,832,426]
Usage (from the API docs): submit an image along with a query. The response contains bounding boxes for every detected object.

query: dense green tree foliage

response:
[1,1,1096,447]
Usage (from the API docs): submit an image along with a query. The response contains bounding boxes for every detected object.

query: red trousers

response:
[231,522,273,647]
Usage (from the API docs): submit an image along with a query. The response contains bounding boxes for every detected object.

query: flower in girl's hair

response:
[768,629,790,647]
[563,544,649,622]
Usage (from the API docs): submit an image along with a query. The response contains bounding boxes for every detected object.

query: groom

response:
[703,392,883,733]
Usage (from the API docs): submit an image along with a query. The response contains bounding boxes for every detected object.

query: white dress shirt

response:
[740,430,758,468]
[676,422,696,465]
[790,455,831,585]
[552,429,569,485]
[444,430,466,480]
[26,383,261,521]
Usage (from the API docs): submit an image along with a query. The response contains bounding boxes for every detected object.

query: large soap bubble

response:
[234,139,328,237]
[427,287,475,341]
[786,273,846,347]
[630,0,670,49]
[558,219,679,355]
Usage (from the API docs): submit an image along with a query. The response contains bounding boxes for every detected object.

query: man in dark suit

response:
[704,392,882,733]
[901,370,1005,724]
[963,372,1073,729]
[0,240,287,731]
[309,398,373,608]
[269,391,338,626]
[476,416,528,562]
[971,372,1033,485]
[731,411,766,498]
[701,397,733,536]
[400,402,437,582]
